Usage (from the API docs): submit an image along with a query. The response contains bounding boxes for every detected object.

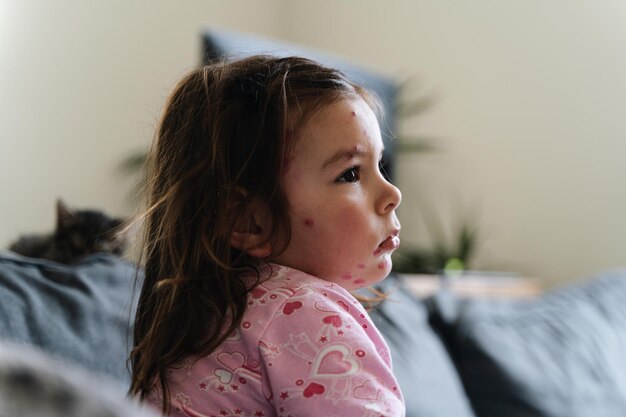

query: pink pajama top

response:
[146,264,405,417]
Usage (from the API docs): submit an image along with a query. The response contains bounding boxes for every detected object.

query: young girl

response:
[130,55,405,417]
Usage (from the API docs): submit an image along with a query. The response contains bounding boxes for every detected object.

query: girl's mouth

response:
[373,231,400,255]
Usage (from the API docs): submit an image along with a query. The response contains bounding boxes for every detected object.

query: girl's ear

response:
[229,192,273,258]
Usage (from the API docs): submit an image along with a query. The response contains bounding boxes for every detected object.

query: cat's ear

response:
[56,199,77,228]
[228,189,273,258]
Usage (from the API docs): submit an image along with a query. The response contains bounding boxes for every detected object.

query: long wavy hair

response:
[129,55,377,413]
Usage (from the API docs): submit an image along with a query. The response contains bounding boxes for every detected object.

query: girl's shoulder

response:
[244,264,367,334]
[253,264,357,303]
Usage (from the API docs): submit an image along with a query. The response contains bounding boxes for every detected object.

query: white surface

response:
[285,1,626,286]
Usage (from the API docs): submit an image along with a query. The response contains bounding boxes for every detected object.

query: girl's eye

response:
[337,166,360,183]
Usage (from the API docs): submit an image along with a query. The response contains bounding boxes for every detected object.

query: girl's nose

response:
[378,179,402,214]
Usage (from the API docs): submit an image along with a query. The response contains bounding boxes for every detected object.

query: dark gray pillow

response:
[0,342,157,417]
[429,270,626,417]
[0,252,140,386]
[367,275,476,417]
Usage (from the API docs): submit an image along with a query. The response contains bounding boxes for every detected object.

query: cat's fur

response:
[9,200,127,264]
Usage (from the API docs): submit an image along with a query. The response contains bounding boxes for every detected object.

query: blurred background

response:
[1,0,625,287]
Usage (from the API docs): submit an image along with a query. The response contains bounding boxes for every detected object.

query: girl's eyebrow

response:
[322,146,366,169]
[322,147,385,169]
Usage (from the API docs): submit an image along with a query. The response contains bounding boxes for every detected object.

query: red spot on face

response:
[353,278,365,285]
[351,111,356,116]
[304,218,314,227]
[341,273,352,280]
[357,264,365,269]
[378,261,387,270]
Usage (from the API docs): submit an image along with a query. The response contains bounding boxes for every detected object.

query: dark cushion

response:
[0,341,157,416]
[367,275,476,417]
[429,270,626,417]
[0,252,140,386]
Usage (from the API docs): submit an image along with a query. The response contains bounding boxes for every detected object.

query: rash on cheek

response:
[304,218,315,227]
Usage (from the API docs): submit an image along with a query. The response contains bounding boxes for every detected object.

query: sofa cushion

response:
[429,270,626,417]
[0,341,157,416]
[367,275,477,417]
[0,251,140,387]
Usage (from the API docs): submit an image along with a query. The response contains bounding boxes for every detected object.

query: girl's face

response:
[273,97,402,289]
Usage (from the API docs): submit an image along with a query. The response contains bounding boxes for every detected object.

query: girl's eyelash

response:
[336,166,361,183]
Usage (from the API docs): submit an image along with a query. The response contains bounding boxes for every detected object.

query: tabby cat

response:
[8,200,127,264]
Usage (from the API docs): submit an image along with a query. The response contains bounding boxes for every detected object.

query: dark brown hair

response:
[129,55,376,413]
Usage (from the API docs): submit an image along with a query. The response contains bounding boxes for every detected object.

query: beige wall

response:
[285,1,626,286]
[2,1,625,286]
[0,0,285,246]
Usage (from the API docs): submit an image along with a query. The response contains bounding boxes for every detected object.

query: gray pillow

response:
[0,342,156,417]
[368,275,477,417]
[429,270,626,417]
[0,252,140,386]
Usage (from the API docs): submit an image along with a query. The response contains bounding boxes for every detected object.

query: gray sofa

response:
[372,267,626,417]
[1,250,625,416]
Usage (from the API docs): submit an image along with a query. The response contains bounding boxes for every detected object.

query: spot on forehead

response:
[304,218,314,227]
[347,145,361,158]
